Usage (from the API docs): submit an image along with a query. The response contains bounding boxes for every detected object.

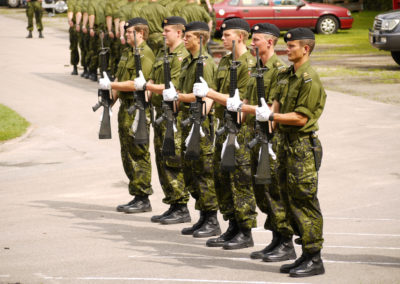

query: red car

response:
[214,0,353,35]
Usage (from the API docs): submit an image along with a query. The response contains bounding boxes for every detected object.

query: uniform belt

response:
[284,132,310,143]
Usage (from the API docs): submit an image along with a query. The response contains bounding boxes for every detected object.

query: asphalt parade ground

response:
[1,14,400,284]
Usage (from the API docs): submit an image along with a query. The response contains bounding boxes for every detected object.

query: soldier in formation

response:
[26,0,44,38]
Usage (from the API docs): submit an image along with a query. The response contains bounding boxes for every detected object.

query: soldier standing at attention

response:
[77,0,91,78]
[254,28,326,277]
[225,23,298,262]
[193,18,257,250]
[161,21,220,237]
[98,18,155,214]
[67,0,80,75]
[118,0,147,46]
[25,0,43,38]
[134,16,192,225]
[140,0,171,55]
[180,0,212,33]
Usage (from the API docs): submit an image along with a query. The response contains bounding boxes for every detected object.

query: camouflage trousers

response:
[69,26,79,66]
[153,107,189,205]
[26,1,43,32]
[118,98,153,196]
[213,123,257,230]
[275,131,324,254]
[251,135,294,237]
[79,31,90,68]
[179,106,218,212]
[109,38,123,77]
[86,31,100,73]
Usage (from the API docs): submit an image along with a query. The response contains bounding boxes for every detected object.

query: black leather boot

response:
[206,219,238,247]
[81,67,88,78]
[89,72,97,81]
[39,31,44,38]
[84,68,90,79]
[289,251,325,277]
[116,198,136,212]
[250,231,281,259]
[26,31,32,38]
[193,211,221,238]
[151,205,175,223]
[71,65,78,75]
[280,253,307,274]
[181,211,206,235]
[125,195,152,213]
[160,204,191,224]
[222,228,254,250]
[262,236,297,262]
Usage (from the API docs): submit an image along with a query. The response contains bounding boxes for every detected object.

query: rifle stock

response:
[92,89,112,139]
[247,47,271,184]
[185,36,206,161]
[132,30,149,145]
[161,37,176,156]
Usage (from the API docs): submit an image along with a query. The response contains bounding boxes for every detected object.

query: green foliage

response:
[0,104,30,141]
[363,0,392,11]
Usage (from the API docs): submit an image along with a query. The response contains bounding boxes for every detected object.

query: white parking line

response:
[253,244,400,250]
[253,229,400,237]
[323,260,400,266]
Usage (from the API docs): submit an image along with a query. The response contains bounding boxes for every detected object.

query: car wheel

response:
[316,15,339,35]
[7,0,20,8]
[54,0,67,13]
[391,51,400,66]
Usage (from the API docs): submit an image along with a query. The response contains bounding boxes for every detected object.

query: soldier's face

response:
[183,31,199,52]
[286,40,306,63]
[125,27,142,46]
[163,26,178,47]
[251,33,268,54]
[222,30,240,51]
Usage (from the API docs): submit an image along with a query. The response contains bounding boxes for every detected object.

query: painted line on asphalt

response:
[128,255,400,267]
[0,275,10,278]
[324,217,400,222]
[36,275,310,284]
[253,229,400,237]
[323,260,400,266]
[253,244,400,250]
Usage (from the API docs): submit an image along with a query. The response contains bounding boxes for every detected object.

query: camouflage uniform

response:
[87,0,107,75]
[180,3,211,25]
[149,42,190,205]
[200,0,216,36]
[213,50,257,230]
[272,60,326,254]
[116,42,155,196]
[68,0,80,67]
[178,48,218,212]
[247,54,294,238]
[140,2,171,55]
[26,0,43,32]
[77,0,90,72]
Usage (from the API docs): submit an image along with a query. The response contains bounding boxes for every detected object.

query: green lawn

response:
[0,104,30,141]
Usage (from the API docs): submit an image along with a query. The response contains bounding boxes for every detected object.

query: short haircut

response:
[134,24,149,40]
[170,24,185,38]
[233,29,249,42]
[299,39,315,54]
[263,34,278,46]
[191,30,210,46]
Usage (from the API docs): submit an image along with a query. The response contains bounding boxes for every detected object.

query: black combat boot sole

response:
[160,215,191,225]
[223,240,254,250]
[262,251,297,262]
[193,227,222,238]
[124,206,152,214]
[289,266,325,278]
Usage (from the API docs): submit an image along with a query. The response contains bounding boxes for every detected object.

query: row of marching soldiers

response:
[75,2,327,279]
[67,0,215,79]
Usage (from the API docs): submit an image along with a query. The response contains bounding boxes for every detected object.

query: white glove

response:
[193,76,209,98]
[256,98,271,122]
[134,70,146,91]
[226,89,242,112]
[162,81,178,101]
[99,71,111,90]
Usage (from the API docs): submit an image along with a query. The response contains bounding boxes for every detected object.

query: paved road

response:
[1,15,400,284]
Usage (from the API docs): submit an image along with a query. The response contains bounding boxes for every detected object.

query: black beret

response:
[162,16,186,28]
[251,23,280,38]
[284,28,315,42]
[124,17,148,30]
[185,21,209,32]
[221,18,250,33]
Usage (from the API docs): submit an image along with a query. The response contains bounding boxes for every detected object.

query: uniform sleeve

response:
[200,7,211,23]
[141,50,156,80]
[203,58,217,90]
[294,78,326,121]
[237,61,251,100]
[104,1,112,17]
[87,0,95,16]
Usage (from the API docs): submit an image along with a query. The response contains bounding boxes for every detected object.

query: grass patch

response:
[0,104,30,141]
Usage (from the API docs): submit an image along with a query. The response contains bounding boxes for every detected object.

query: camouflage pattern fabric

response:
[69,27,80,66]
[26,1,43,32]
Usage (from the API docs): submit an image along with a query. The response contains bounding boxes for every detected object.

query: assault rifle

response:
[182,35,207,160]
[216,40,241,172]
[92,31,112,139]
[128,30,149,145]
[154,37,176,156]
[247,47,271,185]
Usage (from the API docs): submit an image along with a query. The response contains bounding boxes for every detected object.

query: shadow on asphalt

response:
[35,72,97,93]
[31,200,280,273]
[324,253,400,269]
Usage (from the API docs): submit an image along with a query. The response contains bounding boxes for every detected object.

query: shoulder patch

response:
[303,72,312,83]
